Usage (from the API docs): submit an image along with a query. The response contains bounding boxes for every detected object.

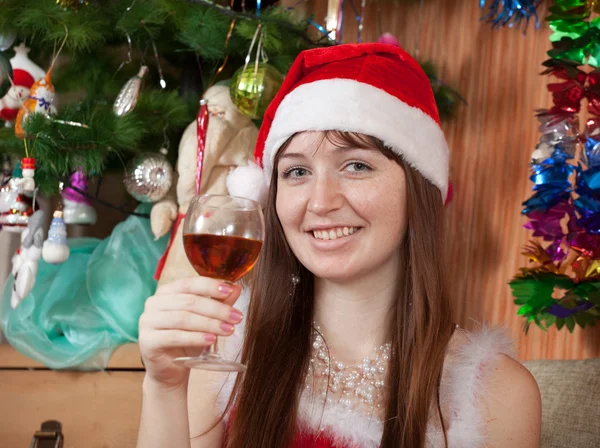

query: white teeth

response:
[312,227,359,240]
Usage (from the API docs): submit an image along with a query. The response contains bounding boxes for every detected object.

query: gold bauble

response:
[230,63,284,119]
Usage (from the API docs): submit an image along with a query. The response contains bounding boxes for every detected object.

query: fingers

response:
[157,277,242,302]
[141,329,217,351]
[144,293,243,325]
[139,310,237,337]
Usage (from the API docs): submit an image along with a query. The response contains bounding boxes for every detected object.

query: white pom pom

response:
[226,161,268,206]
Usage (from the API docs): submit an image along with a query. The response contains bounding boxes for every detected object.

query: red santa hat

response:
[226,42,449,205]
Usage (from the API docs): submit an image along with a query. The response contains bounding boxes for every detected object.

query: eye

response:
[282,166,310,179]
[344,161,372,173]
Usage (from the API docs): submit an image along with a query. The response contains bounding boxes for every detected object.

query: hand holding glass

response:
[173,194,264,372]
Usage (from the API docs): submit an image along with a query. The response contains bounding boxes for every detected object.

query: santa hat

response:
[226,43,449,205]
[21,157,35,170]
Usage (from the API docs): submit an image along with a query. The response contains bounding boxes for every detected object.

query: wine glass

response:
[173,194,264,372]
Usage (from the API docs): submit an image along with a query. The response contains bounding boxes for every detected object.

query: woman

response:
[137,43,541,448]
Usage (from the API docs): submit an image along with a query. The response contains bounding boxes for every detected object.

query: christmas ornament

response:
[480,0,541,30]
[0,43,45,123]
[0,163,19,216]
[196,99,208,195]
[377,33,400,46]
[42,210,70,264]
[113,66,148,116]
[0,32,16,52]
[1,154,11,186]
[15,68,57,138]
[230,62,283,119]
[124,152,173,203]
[11,210,45,309]
[56,0,89,10]
[0,51,12,98]
[62,170,97,225]
[0,158,37,232]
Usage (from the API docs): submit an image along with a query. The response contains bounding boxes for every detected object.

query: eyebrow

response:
[278,145,377,161]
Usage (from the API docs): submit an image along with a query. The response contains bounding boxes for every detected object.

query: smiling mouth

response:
[311,227,361,241]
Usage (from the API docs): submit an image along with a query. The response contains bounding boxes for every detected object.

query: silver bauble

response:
[124,152,173,203]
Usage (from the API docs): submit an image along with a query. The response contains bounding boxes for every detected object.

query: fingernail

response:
[229,310,243,323]
[218,283,233,295]
[204,334,216,342]
[220,322,235,333]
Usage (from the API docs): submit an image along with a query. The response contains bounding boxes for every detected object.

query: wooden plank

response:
[305,0,600,360]
[0,342,144,369]
[0,370,144,447]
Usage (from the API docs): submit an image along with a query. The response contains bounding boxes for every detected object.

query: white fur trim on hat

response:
[263,78,449,199]
[226,161,269,206]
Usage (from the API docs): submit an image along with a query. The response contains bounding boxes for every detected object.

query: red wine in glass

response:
[183,234,262,282]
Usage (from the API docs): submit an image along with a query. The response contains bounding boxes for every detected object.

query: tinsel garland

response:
[511,0,600,333]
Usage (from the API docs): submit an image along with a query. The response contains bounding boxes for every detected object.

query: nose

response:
[306,172,344,215]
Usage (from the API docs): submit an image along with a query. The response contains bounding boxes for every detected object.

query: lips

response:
[311,226,360,240]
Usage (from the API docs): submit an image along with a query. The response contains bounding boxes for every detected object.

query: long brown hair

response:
[226,131,455,447]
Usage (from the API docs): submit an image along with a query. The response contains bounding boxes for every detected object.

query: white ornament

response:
[42,210,70,264]
[11,210,45,309]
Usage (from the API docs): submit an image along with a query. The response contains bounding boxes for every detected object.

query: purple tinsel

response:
[62,169,92,205]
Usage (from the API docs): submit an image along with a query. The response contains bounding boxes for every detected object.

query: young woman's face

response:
[276,132,408,282]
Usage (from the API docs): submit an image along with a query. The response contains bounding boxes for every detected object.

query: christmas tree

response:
[0,0,327,197]
[0,0,462,200]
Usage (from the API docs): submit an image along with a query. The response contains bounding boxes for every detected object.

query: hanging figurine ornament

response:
[230,26,283,120]
[11,210,45,309]
[0,157,37,232]
[113,66,148,116]
[14,68,57,138]
[42,209,70,264]
[0,42,45,123]
[62,170,97,225]
[124,152,173,203]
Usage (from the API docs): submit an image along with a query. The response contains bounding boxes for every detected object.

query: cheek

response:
[349,174,408,236]
[275,183,304,230]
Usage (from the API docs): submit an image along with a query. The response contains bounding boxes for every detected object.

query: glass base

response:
[173,353,247,372]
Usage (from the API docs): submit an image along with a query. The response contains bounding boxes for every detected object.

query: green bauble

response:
[0,52,12,98]
[230,63,284,119]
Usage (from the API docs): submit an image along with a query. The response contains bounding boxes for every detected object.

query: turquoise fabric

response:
[1,206,168,370]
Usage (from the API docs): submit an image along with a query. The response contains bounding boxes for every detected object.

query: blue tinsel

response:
[480,0,541,30]
[522,147,574,215]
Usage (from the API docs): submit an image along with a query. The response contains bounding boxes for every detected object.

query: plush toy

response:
[150,85,259,286]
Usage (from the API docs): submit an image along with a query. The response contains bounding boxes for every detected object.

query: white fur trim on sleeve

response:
[226,161,269,206]
[262,78,449,199]
[445,325,516,448]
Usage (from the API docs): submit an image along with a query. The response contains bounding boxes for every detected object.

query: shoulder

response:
[443,325,541,448]
[480,354,542,447]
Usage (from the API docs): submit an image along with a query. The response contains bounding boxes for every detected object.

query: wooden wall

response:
[308,0,600,360]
